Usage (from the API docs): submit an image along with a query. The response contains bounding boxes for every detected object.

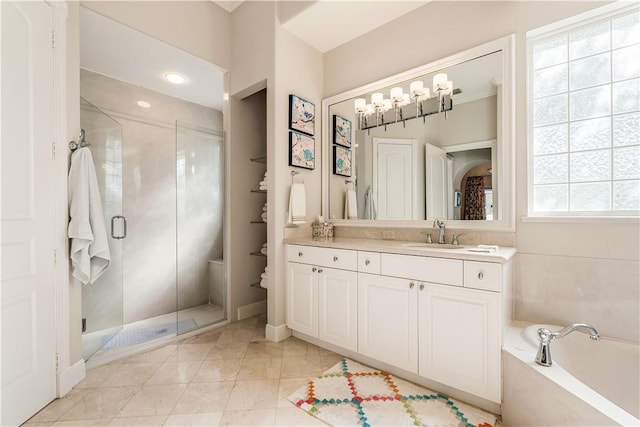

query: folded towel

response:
[260,247,267,255]
[344,189,358,220]
[288,182,306,225]
[68,147,111,285]
[468,245,499,252]
[260,278,267,289]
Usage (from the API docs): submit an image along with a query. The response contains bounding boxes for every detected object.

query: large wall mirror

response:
[322,35,515,231]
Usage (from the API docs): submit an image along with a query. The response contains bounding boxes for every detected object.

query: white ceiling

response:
[80,7,226,110]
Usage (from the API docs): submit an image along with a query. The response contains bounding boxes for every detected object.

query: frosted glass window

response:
[613,45,640,81]
[613,112,640,147]
[529,5,639,216]
[534,184,568,211]
[570,53,610,90]
[534,124,568,155]
[570,85,611,121]
[612,12,640,49]
[613,180,640,210]
[534,154,568,184]
[533,35,567,70]
[534,94,568,126]
[569,21,610,60]
[613,146,640,180]
[613,79,640,114]
[570,117,611,151]
[570,150,611,182]
[570,182,611,211]
[534,64,568,98]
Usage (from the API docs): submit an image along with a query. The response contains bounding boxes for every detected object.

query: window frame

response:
[526,2,640,220]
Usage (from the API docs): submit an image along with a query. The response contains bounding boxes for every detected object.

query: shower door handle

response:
[111,215,127,239]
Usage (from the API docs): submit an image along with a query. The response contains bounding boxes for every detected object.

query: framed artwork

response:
[289,131,315,170]
[289,94,315,136]
[333,146,352,177]
[333,115,352,148]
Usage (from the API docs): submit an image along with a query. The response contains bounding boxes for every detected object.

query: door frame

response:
[52,0,86,397]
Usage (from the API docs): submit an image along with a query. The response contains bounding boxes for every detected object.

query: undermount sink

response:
[400,243,464,250]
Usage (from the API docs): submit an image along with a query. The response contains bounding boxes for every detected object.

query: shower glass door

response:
[176,120,226,333]
[80,97,124,360]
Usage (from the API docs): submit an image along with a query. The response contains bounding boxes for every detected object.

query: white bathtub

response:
[502,322,639,426]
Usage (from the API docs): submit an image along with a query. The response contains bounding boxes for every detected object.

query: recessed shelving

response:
[250,155,267,164]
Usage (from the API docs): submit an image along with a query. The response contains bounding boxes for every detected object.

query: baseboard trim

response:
[265,323,291,342]
[237,299,266,320]
[57,358,86,397]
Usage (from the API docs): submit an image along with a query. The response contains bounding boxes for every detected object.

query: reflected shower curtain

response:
[464,176,486,220]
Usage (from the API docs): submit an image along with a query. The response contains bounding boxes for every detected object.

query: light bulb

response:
[410,81,424,98]
[433,73,448,92]
[354,98,367,113]
[390,87,403,101]
[371,92,384,106]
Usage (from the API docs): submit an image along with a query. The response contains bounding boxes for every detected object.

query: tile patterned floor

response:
[24,316,504,427]
[24,315,333,427]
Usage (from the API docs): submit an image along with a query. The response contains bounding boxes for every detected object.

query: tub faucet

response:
[535,323,600,367]
[433,219,446,244]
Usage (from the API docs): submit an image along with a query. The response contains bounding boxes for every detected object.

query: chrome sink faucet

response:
[433,219,446,244]
[535,323,600,367]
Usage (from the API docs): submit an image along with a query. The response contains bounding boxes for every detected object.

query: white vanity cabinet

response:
[286,245,358,352]
[357,273,418,373]
[418,282,501,402]
[285,241,512,407]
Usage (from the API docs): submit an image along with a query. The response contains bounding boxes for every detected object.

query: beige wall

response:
[323,1,639,341]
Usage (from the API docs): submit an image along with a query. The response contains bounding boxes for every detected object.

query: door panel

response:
[318,268,357,351]
[1,1,57,425]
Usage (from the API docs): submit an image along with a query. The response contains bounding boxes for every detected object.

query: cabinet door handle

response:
[409,282,415,289]
[298,251,303,257]
[333,256,338,262]
[419,284,424,291]
[312,267,317,272]
[318,268,323,273]
[365,259,370,266]
[478,271,484,280]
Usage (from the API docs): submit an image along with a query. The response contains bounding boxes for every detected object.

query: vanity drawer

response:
[464,261,502,292]
[358,251,381,274]
[381,254,463,286]
[318,247,358,271]
[287,245,318,265]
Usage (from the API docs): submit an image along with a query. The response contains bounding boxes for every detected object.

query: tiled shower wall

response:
[81,70,223,324]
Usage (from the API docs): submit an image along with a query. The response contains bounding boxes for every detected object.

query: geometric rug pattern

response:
[289,358,496,427]
[102,319,197,348]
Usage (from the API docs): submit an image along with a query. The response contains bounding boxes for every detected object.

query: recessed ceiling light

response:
[165,72,186,85]
[137,100,151,108]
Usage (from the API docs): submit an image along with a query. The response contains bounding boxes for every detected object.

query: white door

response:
[1,1,58,425]
[358,273,418,373]
[318,267,358,352]
[373,138,418,220]
[418,282,501,402]
[425,143,449,219]
[286,262,318,337]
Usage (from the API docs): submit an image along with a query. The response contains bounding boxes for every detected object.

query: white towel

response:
[288,182,306,224]
[344,189,358,220]
[68,147,111,285]
[363,186,376,220]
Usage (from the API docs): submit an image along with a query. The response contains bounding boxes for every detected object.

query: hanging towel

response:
[288,182,306,225]
[344,188,358,220]
[363,186,376,220]
[68,147,111,285]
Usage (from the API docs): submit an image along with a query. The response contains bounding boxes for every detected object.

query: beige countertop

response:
[283,237,516,264]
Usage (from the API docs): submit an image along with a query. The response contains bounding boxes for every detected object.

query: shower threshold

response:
[84,303,225,368]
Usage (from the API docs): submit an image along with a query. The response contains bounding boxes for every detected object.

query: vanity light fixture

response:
[164,72,186,85]
[354,74,453,131]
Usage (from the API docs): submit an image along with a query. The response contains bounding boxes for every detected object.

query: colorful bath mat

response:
[288,358,496,427]
[102,319,197,348]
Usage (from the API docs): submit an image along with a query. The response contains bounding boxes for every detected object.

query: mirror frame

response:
[322,35,515,231]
